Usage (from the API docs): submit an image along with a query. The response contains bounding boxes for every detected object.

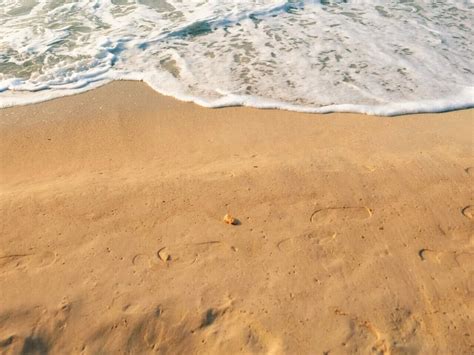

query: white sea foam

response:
[0,0,473,115]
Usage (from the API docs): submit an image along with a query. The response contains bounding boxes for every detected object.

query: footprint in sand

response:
[277,231,337,253]
[332,309,389,354]
[418,248,466,268]
[418,249,443,263]
[0,301,72,354]
[465,167,474,176]
[132,254,154,272]
[156,241,230,269]
[310,206,372,224]
[455,252,474,271]
[0,251,56,274]
[461,205,473,219]
[332,308,421,354]
[92,299,281,354]
[110,292,151,314]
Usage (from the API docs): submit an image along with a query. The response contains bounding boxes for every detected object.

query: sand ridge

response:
[0,81,473,354]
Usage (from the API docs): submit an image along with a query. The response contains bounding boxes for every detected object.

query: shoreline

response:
[1,81,473,353]
[1,79,473,116]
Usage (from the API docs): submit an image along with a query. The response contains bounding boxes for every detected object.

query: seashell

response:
[157,247,171,262]
[223,214,239,225]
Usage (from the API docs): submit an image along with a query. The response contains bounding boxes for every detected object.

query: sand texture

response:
[0,81,473,354]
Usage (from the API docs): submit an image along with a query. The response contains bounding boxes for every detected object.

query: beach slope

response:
[0,81,473,354]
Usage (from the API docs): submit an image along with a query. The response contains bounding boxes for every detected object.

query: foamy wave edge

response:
[1,76,473,117]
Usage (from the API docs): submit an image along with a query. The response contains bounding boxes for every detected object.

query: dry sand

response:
[0,81,473,354]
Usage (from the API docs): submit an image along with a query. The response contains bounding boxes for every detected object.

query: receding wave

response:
[0,0,473,115]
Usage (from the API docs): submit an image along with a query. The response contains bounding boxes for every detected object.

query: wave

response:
[1,0,473,115]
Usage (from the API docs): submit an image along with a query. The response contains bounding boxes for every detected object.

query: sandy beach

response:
[0,81,473,354]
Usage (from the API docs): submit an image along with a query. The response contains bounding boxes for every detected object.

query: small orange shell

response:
[223,214,238,225]
[157,247,171,262]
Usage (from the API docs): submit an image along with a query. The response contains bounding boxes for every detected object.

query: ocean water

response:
[0,0,473,115]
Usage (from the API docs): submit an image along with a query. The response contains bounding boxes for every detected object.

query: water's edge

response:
[1,78,473,117]
[1,1,473,116]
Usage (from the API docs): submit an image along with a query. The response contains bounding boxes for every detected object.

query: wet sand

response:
[0,81,473,354]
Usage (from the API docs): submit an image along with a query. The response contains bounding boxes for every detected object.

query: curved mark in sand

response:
[310,206,372,224]
[461,205,473,219]
[465,167,474,176]
[0,251,56,274]
[156,241,228,269]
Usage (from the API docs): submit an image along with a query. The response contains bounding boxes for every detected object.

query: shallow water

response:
[1,0,473,115]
